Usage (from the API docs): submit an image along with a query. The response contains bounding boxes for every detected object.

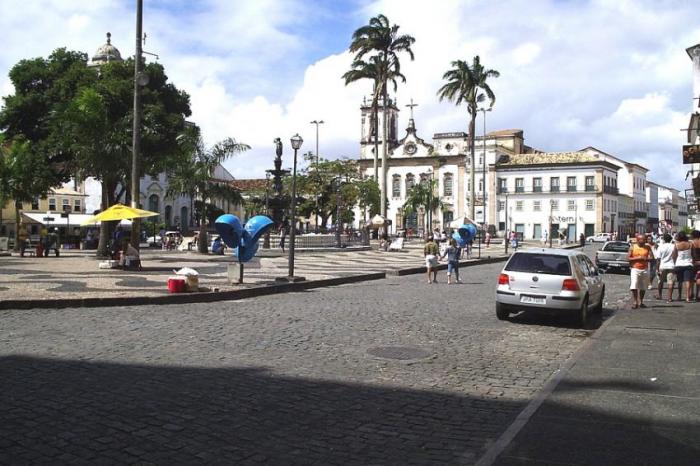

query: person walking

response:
[647,235,658,291]
[579,233,585,248]
[424,235,440,284]
[673,231,694,302]
[690,230,700,300]
[440,238,462,284]
[485,231,491,248]
[655,233,676,302]
[628,234,653,309]
[279,225,287,253]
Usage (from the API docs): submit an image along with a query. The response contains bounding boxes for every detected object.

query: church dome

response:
[91,32,122,66]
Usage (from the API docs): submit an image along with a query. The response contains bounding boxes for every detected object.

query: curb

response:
[475,309,619,466]
[0,272,386,311]
[390,256,510,276]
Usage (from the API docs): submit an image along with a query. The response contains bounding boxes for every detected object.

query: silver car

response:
[495,248,605,327]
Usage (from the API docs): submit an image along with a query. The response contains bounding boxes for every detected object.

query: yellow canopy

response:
[81,204,158,225]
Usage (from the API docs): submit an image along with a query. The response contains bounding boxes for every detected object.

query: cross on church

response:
[406,98,418,119]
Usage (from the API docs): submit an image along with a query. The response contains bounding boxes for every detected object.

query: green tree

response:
[437,56,499,219]
[167,137,249,253]
[354,177,381,225]
[403,178,443,233]
[0,136,55,250]
[345,14,415,220]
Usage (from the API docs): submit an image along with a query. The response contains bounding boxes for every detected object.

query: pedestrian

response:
[279,225,287,253]
[579,233,585,248]
[655,233,676,302]
[424,235,439,284]
[485,231,492,248]
[628,234,653,309]
[440,238,462,284]
[673,231,694,302]
[541,229,548,246]
[211,236,226,255]
[510,231,518,251]
[690,230,700,300]
[647,235,658,290]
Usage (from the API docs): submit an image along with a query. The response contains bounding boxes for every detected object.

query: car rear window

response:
[603,242,630,252]
[505,253,572,275]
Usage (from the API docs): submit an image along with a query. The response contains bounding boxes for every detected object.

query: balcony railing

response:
[566,185,577,192]
[497,186,601,195]
[515,186,524,193]
[533,186,542,192]
[498,187,508,194]
[603,186,619,195]
[550,186,560,192]
[585,185,596,192]
[634,211,647,219]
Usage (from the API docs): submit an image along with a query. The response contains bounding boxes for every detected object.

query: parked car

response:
[594,241,631,272]
[586,232,612,243]
[495,248,605,327]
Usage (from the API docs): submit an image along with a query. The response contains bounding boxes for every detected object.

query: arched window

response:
[148,194,159,214]
[392,174,401,198]
[180,206,189,228]
[164,205,172,227]
[444,173,453,197]
[405,173,415,193]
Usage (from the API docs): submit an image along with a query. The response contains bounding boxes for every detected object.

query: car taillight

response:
[498,273,510,285]
[562,278,580,291]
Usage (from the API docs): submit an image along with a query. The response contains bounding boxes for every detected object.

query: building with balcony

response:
[491,152,619,241]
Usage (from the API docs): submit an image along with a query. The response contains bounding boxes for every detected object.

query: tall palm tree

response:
[343,57,381,182]
[345,14,415,221]
[167,136,249,253]
[437,56,499,220]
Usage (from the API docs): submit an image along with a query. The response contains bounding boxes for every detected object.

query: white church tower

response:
[359,96,400,163]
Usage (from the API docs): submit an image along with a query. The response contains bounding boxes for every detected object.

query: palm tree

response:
[343,57,381,182]
[167,136,249,253]
[437,56,499,220]
[403,178,442,235]
[345,14,415,221]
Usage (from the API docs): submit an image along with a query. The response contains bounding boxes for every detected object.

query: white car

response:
[586,233,612,243]
[495,248,605,327]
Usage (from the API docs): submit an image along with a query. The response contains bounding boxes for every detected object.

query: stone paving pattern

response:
[0,251,629,465]
[0,240,506,301]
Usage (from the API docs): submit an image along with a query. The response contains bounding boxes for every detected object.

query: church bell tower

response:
[360,96,399,160]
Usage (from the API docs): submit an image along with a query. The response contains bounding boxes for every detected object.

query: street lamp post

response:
[427,168,433,232]
[311,120,324,232]
[549,199,554,248]
[286,134,304,281]
[263,171,271,249]
[478,108,491,227]
[130,0,144,249]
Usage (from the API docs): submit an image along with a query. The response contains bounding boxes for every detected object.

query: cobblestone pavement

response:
[0,247,630,464]
[0,241,506,301]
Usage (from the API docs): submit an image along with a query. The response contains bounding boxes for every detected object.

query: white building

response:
[493,152,619,241]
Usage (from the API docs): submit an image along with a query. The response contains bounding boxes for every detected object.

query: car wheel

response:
[592,287,604,314]
[577,296,589,328]
[496,303,510,321]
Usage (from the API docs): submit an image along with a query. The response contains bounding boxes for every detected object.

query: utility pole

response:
[504,193,509,254]
[479,108,491,226]
[130,0,144,249]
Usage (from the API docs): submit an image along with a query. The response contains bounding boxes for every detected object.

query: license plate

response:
[521,296,546,305]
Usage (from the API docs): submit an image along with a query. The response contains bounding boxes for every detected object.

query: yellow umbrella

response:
[81,204,158,225]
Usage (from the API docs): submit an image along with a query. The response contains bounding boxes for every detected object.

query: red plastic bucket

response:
[167,277,186,293]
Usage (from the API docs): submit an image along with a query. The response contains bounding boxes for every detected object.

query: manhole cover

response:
[367,346,432,360]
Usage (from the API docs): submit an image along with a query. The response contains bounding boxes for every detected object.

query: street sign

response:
[682,144,700,164]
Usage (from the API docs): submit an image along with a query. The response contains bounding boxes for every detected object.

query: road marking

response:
[474,312,618,466]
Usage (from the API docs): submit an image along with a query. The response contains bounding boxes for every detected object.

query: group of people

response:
[627,231,700,308]
[423,235,463,284]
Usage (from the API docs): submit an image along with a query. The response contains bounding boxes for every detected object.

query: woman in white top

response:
[655,233,676,302]
[674,231,694,302]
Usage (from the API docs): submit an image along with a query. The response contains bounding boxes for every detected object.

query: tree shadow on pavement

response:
[1,355,698,465]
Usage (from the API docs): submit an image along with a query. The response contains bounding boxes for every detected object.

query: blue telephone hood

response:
[215,214,244,249]
[216,214,273,263]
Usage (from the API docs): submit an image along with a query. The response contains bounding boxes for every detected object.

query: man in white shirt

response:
[655,233,676,302]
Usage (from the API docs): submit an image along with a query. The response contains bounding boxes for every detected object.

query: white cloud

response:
[0,0,698,196]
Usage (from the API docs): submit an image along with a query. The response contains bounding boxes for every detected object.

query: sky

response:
[1,0,699,211]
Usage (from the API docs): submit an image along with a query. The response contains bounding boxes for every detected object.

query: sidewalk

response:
[489,299,700,465]
[0,241,508,308]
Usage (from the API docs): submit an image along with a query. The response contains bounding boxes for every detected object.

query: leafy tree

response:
[0,136,55,250]
[354,177,381,225]
[167,136,249,253]
[345,14,415,220]
[437,56,499,219]
[1,48,192,256]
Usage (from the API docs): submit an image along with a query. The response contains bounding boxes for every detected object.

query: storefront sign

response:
[551,216,575,223]
[682,144,700,164]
